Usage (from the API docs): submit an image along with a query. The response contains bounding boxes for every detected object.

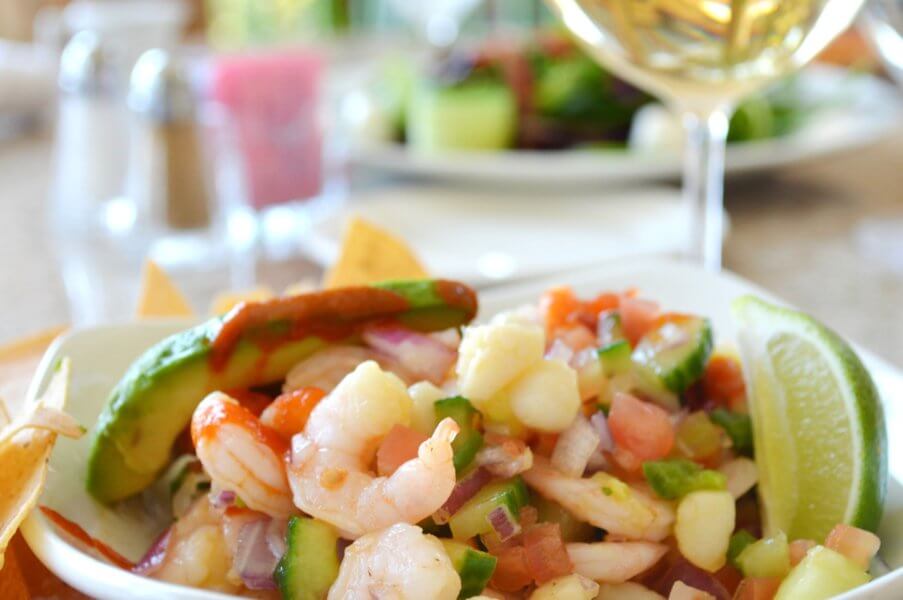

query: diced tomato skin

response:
[618,297,660,346]
[551,324,597,352]
[733,577,781,600]
[703,356,746,408]
[259,387,325,439]
[608,393,675,461]
[788,539,816,566]
[523,523,573,585]
[584,292,620,316]
[531,432,560,458]
[490,546,533,592]
[825,524,881,569]
[375,424,429,476]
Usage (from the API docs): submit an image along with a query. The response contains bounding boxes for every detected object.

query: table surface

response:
[2,127,901,366]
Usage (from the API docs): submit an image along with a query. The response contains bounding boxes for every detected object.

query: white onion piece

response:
[266,518,288,559]
[475,438,533,478]
[363,324,457,384]
[283,346,414,393]
[546,339,575,363]
[551,415,601,478]
[590,412,614,453]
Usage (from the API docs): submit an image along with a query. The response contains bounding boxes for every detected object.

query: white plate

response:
[351,66,903,186]
[304,184,695,286]
[21,258,903,598]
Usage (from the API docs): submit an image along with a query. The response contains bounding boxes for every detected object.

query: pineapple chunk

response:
[508,359,581,432]
[597,582,665,600]
[675,490,735,572]
[408,381,444,435]
[456,322,544,404]
[774,545,870,600]
[736,532,790,578]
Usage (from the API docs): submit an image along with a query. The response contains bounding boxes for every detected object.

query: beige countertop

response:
[1,128,902,368]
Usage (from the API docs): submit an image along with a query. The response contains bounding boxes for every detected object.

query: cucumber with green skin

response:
[440,539,497,599]
[275,517,340,600]
[87,280,478,504]
[597,340,632,377]
[434,396,483,473]
[449,477,530,540]
[632,316,713,395]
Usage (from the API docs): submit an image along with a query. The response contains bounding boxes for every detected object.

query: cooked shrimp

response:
[286,361,459,538]
[523,456,674,542]
[191,391,294,518]
[283,346,413,394]
[154,498,241,593]
[566,541,667,583]
[327,523,461,600]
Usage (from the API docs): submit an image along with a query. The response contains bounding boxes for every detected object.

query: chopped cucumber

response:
[710,409,753,456]
[736,531,791,579]
[727,530,757,568]
[449,477,530,540]
[775,545,870,600]
[598,340,632,377]
[632,316,713,394]
[642,459,727,500]
[440,539,497,599]
[435,396,484,473]
[597,311,625,346]
[275,517,340,600]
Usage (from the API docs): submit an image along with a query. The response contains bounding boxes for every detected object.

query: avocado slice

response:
[87,279,477,504]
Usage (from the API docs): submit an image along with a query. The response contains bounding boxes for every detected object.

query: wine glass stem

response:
[681,108,730,271]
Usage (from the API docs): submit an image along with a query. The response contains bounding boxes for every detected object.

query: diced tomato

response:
[607,447,644,477]
[789,539,816,566]
[733,577,781,600]
[375,424,429,476]
[490,545,533,592]
[713,564,743,595]
[584,292,620,316]
[523,523,574,585]
[618,297,660,346]
[703,356,746,408]
[519,505,539,529]
[825,524,881,569]
[225,388,273,417]
[259,387,325,439]
[541,286,583,334]
[608,392,675,461]
[531,432,560,458]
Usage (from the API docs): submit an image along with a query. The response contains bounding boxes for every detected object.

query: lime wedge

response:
[732,296,886,541]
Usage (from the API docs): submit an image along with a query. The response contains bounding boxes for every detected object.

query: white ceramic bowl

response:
[21,258,903,598]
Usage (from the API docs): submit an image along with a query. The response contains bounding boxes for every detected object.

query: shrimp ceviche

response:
[65,279,885,600]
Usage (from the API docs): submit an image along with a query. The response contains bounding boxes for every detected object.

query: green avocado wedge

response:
[86,279,478,504]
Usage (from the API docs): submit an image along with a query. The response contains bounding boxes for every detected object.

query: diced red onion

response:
[590,412,614,453]
[234,519,279,590]
[545,339,575,363]
[551,415,601,478]
[211,489,237,509]
[487,506,521,542]
[265,518,288,559]
[476,439,533,478]
[433,467,492,524]
[650,559,731,600]
[363,324,457,384]
[133,528,171,576]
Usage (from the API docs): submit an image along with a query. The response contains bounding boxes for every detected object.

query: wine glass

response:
[387,0,483,48]
[544,0,867,270]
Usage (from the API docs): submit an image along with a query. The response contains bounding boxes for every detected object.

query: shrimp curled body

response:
[191,391,294,518]
[286,361,459,538]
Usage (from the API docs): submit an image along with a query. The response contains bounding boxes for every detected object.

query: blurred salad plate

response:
[345,34,902,186]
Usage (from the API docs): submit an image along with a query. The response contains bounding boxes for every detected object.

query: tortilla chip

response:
[0,360,81,570]
[210,286,275,315]
[323,217,428,288]
[136,259,194,318]
[0,326,66,419]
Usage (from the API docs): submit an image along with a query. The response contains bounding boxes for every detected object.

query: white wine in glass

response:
[545,0,866,269]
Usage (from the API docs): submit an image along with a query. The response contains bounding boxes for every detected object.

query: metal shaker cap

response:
[59,31,108,95]
[128,48,195,123]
